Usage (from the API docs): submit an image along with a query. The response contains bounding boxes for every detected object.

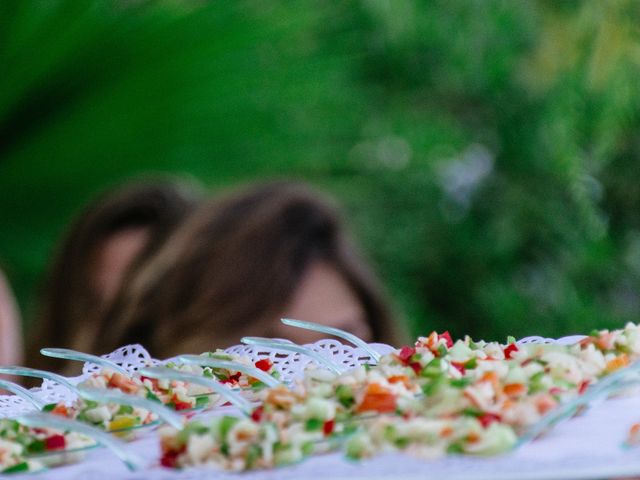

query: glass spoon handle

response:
[241,337,344,374]
[77,386,183,430]
[40,348,130,376]
[0,379,45,409]
[517,361,640,448]
[281,318,381,363]
[138,366,253,415]
[0,366,80,394]
[17,412,144,471]
[178,355,281,387]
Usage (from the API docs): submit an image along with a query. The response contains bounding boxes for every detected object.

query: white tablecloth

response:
[18,390,640,480]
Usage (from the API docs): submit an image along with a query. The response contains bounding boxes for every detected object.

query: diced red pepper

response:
[45,434,66,451]
[478,413,501,429]
[173,400,192,411]
[221,372,242,384]
[251,406,264,422]
[409,362,422,375]
[439,331,454,348]
[322,420,335,436]
[504,343,519,359]
[160,446,184,468]
[254,358,273,372]
[451,361,466,375]
[578,380,590,394]
[398,346,416,365]
[549,387,563,396]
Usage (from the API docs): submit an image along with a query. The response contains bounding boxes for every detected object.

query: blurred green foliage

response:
[2,0,640,342]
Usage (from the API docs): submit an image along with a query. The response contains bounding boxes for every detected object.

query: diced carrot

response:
[440,426,454,438]
[606,354,629,373]
[480,371,499,389]
[357,383,397,414]
[51,404,69,417]
[388,375,411,387]
[467,432,480,443]
[108,373,139,394]
[503,383,526,397]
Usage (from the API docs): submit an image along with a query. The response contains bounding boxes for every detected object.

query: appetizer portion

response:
[0,418,94,474]
[159,323,640,471]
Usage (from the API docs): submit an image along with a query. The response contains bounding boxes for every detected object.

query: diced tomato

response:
[534,394,557,415]
[254,358,273,372]
[397,346,416,365]
[251,406,264,422]
[323,420,335,436]
[170,393,193,411]
[357,383,397,414]
[45,434,66,451]
[478,413,501,428]
[596,332,616,351]
[503,343,519,359]
[439,331,454,348]
[451,361,466,375]
[174,400,192,411]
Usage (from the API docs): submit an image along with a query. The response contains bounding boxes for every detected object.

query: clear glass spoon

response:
[0,366,81,395]
[138,366,253,416]
[40,348,130,376]
[178,355,281,387]
[516,361,640,447]
[77,386,183,430]
[281,318,381,363]
[0,379,45,409]
[241,337,344,375]
[16,412,144,471]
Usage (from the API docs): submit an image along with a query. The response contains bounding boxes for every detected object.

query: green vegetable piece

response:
[195,396,210,408]
[26,439,46,454]
[305,418,323,431]
[117,405,134,415]
[2,462,29,473]
[246,444,262,467]
[145,390,161,403]
[42,403,57,412]
[450,377,472,388]
[335,384,355,408]
[219,416,239,438]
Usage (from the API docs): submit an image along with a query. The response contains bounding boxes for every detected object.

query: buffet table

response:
[14,391,640,479]
[5,338,640,479]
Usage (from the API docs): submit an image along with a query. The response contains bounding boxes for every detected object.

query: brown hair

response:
[27,177,202,372]
[96,181,404,357]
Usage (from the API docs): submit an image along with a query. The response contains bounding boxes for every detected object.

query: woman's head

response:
[98,181,404,357]
[27,177,202,369]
